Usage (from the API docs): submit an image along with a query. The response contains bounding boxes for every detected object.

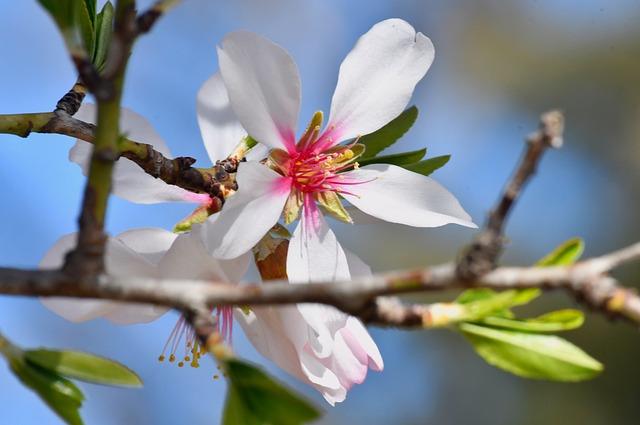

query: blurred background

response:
[1,0,639,424]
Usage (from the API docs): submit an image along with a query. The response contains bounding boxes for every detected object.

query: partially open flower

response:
[39,229,249,368]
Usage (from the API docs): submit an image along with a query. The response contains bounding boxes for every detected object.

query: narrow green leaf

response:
[456,290,534,321]
[37,0,75,29]
[92,1,114,71]
[459,322,603,381]
[75,0,95,53]
[223,359,321,425]
[83,0,97,25]
[455,288,540,319]
[404,155,451,176]
[536,238,585,267]
[359,106,418,158]
[358,148,427,167]
[10,358,84,425]
[25,349,142,388]
[478,309,585,333]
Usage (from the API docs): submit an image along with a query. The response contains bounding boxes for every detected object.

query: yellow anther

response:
[158,355,165,362]
[178,361,184,368]
[169,354,176,363]
[184,356,191,361]
[213,374,220,380]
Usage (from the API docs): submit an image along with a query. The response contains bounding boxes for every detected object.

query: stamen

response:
[158,307,234,369]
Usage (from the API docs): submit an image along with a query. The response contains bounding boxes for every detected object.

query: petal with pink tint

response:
[217,31,300,152]
[203,161,291,259]
[286,196,350,284]
[326,19,435,144]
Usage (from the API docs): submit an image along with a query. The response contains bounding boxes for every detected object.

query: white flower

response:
[39,228,382,403]
[39,229,248,353]
[236,249,382,405]
[68,73,267,205]
[203,19,477,283]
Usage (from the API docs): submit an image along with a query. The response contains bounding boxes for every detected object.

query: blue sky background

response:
[1,1,639,424]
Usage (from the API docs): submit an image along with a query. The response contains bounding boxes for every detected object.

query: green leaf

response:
[536,238,584,267]
[38,0,75,28]
[404,155,451,176]
[359,106,418,158]
[83,0,96,25]
[92,1,114,71]
[478,309,585,333]
[456,289,538,321]
[10,357,84,425]
[223,359,321,425]
[358,148,426,167]
[455,288,540,319]
[25,349,142,388]
[459,322,602,381]
[37,0,92,56]
[75,0,95,54]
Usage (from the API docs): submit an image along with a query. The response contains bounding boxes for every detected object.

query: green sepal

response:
[359,106,418,158]
[316,191,352,223]
[404,155,451,176]
[173,203,214,233]
[283,190,303,225]
[25,349,142,387]
[358,148,427,168]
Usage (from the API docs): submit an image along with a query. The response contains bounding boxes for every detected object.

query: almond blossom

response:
[39,229,248,360]
[39,228,381,404]
[203,19,477,283]
[68,72,268,206]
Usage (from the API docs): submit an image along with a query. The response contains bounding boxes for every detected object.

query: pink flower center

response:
[286,145,359,195]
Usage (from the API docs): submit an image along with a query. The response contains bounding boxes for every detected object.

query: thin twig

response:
[457,110,565,279]
[0,111,237,204]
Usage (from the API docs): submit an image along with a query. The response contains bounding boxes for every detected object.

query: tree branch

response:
[457,110,565,279]
[0,111,237,206]
[0,241,638,326]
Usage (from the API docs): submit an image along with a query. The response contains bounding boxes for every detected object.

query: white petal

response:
[237,307,345,402]
[110,156,197,204]
[324,329,368,389]
[39,232,167,323]
[344,317,383,371]
[341,164,477,228]
[345,249,372,278]
[326,19,435,142]
[73,104,172,157]
[70,104,196,204]
[343,205,385,225]
[158,230,250,283]
[115,228,177,265]
[197,72,248,163]
[286,199,350,284]
[217,31,301,152]
[234,308,307,382]
[245,144,270,162]
[203,161,291,259]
